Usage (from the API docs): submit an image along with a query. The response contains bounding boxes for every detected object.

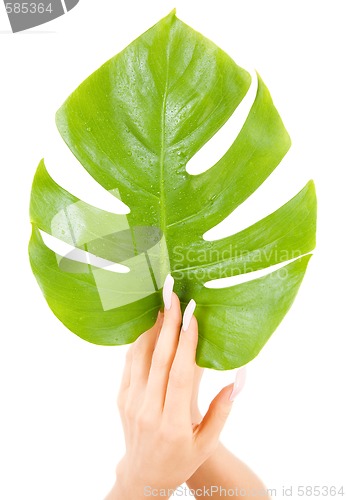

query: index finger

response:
[142,292,182,415]
[163,300,198,427]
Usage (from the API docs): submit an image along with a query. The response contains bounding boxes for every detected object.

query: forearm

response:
[186,442,270,499]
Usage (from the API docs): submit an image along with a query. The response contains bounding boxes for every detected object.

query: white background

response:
[1,1,345,499]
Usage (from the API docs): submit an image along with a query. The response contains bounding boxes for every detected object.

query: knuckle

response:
[136,412,154,431]
[151,351,169,370]
[169,366,188,389]
[159,423,188,444]
[117,393,125,411]
[124,401,136,421]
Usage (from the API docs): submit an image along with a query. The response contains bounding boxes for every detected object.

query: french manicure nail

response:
[182,299,196,331]
[163,274,174,310]
[230,367,247,402]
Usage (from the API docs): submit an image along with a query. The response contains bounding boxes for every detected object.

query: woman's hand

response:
[108,275,237,499]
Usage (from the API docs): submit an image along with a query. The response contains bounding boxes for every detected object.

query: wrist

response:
[106,479,145,500]
[186,441,223,485]
[114,469,143,499]
[109,481,170,500]
[105,460,142,500]
[108,463,171,500]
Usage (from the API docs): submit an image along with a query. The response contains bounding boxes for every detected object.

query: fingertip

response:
[171,291,180,306]
[154,292,182,349]
[183,315,198,344]
[230,367,247,402]
[188,314,198,331]
[165,292,182,321]
[223,383,235,403]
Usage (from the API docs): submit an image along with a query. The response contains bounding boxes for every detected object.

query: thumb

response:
[196,367,246,450]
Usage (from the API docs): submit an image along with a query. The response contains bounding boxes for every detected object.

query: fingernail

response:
[229,367,247,402]
[182,299,196,331]
[163,274,174,310]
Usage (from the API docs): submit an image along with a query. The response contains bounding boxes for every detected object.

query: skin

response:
[106,293,270,499]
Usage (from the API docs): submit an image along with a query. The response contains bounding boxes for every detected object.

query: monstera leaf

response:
[29,11,317,370]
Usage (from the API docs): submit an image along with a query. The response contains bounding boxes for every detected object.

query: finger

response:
[118,311,162,393]
[118,345,133,397]
[117,311,162,415]
[191,365,204,423]
[143,282,182,414]
[195,384,233,453]
[196,368,246,452]
[163,300,198,426]
[127,310,164,403]
[117,344,134,420]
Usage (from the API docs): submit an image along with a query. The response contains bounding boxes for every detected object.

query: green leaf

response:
[29,11,317,369]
